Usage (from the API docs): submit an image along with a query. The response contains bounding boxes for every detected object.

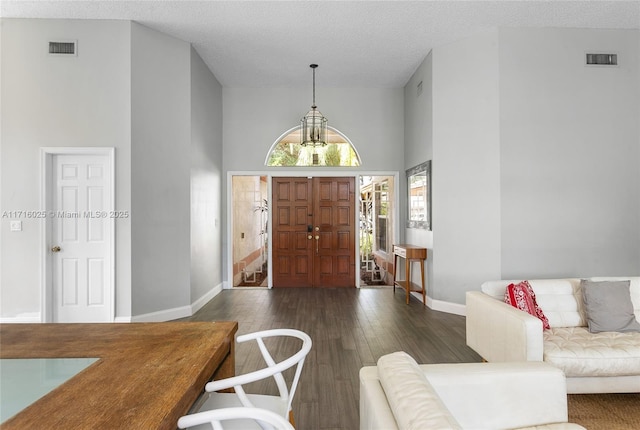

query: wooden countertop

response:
[0,321,238,429]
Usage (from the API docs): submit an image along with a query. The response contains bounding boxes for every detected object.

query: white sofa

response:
[466,277,640,394]
[360,351,585,430]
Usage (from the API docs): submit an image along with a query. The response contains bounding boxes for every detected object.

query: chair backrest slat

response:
[205,329,313,417]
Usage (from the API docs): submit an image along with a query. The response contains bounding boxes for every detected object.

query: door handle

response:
[315,235,319,254]
[51,246,61,253]
[308,235,312,240]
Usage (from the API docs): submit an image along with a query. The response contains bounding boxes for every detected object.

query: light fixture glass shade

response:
[301,107,328,147]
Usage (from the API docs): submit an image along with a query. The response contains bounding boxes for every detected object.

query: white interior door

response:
[51,153,113,322]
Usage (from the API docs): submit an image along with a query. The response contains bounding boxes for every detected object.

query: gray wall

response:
[499,28,640,278]
[403,51,434,297]
[222,87,404,172]
[0,19,132,320]
[404,27,640,308]
[1,19,224,321]
[431,29,502,305]
[130,22,192,316]
[4,19,636,319]
[190,47,224,300]
[221,86,405,284]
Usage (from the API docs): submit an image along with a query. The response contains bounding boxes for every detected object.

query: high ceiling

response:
[2,1,639,88]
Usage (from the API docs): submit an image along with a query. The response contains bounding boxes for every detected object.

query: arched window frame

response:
[264,125,362,167]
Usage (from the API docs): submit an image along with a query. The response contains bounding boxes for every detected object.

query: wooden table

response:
[0,321,237,429]
[393,244,427,305]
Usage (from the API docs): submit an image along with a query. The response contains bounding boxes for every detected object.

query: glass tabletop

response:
[0,358,98,423]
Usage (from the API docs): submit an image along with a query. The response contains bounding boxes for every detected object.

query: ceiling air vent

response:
[586,53,617,66]
[49,41,77,56]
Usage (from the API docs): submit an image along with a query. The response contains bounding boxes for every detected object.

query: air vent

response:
[586,53,617,66]
[49,41,77,56]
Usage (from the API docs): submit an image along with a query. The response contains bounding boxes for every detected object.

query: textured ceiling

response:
[2,1,639,88]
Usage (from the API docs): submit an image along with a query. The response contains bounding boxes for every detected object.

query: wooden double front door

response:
[272,177,356,287]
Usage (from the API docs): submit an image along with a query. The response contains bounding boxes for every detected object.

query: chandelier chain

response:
[311,63,318,108]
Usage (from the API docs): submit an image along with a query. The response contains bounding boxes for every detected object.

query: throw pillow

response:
[504,281,550,329]
[581,279,640,333]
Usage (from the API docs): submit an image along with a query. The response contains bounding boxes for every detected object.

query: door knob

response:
[308,235,312,240]
[51,246,61,253]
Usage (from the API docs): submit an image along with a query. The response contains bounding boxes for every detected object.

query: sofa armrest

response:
[359,367,399,430]
[422,362,572,429]
[466,291,544,362]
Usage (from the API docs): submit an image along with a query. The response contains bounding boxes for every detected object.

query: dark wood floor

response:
[184,287,482,430]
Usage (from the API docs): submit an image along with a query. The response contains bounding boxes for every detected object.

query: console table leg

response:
[420,260,426,306]
[393,254,397,293]
[405,258,410,304]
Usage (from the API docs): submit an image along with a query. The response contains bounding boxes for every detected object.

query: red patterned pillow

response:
[504,281,550,329]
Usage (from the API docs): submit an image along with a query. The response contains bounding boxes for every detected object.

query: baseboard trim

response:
[430,298,466,316]
[0,313,41,323]
[411,292,466,316]
[2,287,462,322]
[129,283,223,322]
[130,305,192,322]
[191,283,223,314]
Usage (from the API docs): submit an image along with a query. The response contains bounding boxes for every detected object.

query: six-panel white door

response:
[52,154,112,322]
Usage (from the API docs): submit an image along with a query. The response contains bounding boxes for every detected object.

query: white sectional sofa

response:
[360,351,585,430]
[466,277,640,394]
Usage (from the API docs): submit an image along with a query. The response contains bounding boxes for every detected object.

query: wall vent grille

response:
[49,41,77,55]
[586,53,617,66]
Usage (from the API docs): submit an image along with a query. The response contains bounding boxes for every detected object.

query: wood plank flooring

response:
[184,287,482,430]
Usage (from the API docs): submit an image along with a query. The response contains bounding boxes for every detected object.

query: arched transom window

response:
[265,126,361,167]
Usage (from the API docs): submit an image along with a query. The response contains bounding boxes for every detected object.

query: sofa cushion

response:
[581,280,640,333]
[377,352,461,430]
[589,277,640,322]
[544,327,640,377]
[482,279,585,328]
[505,281,551,329]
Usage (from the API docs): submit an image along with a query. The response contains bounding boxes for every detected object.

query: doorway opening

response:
[231,176,269,287]
[359,176,395,287]
[229,173,397,289]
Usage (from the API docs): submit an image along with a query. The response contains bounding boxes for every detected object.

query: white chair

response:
[177,407,295,430]
[193,329,312,429]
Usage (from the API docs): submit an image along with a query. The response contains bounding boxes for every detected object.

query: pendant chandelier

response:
[301,64,328,147]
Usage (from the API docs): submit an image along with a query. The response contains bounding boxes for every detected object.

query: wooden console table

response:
[393,244,427,305]
[0,321,237,429]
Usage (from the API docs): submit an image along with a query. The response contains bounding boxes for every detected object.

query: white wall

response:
[499,28,640,278]
[190,47,224,301]
[0,19,132,320]
[130,22,191,316]
[221,86,405,284]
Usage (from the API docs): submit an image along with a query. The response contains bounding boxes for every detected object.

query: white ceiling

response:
[2,1,639,88]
